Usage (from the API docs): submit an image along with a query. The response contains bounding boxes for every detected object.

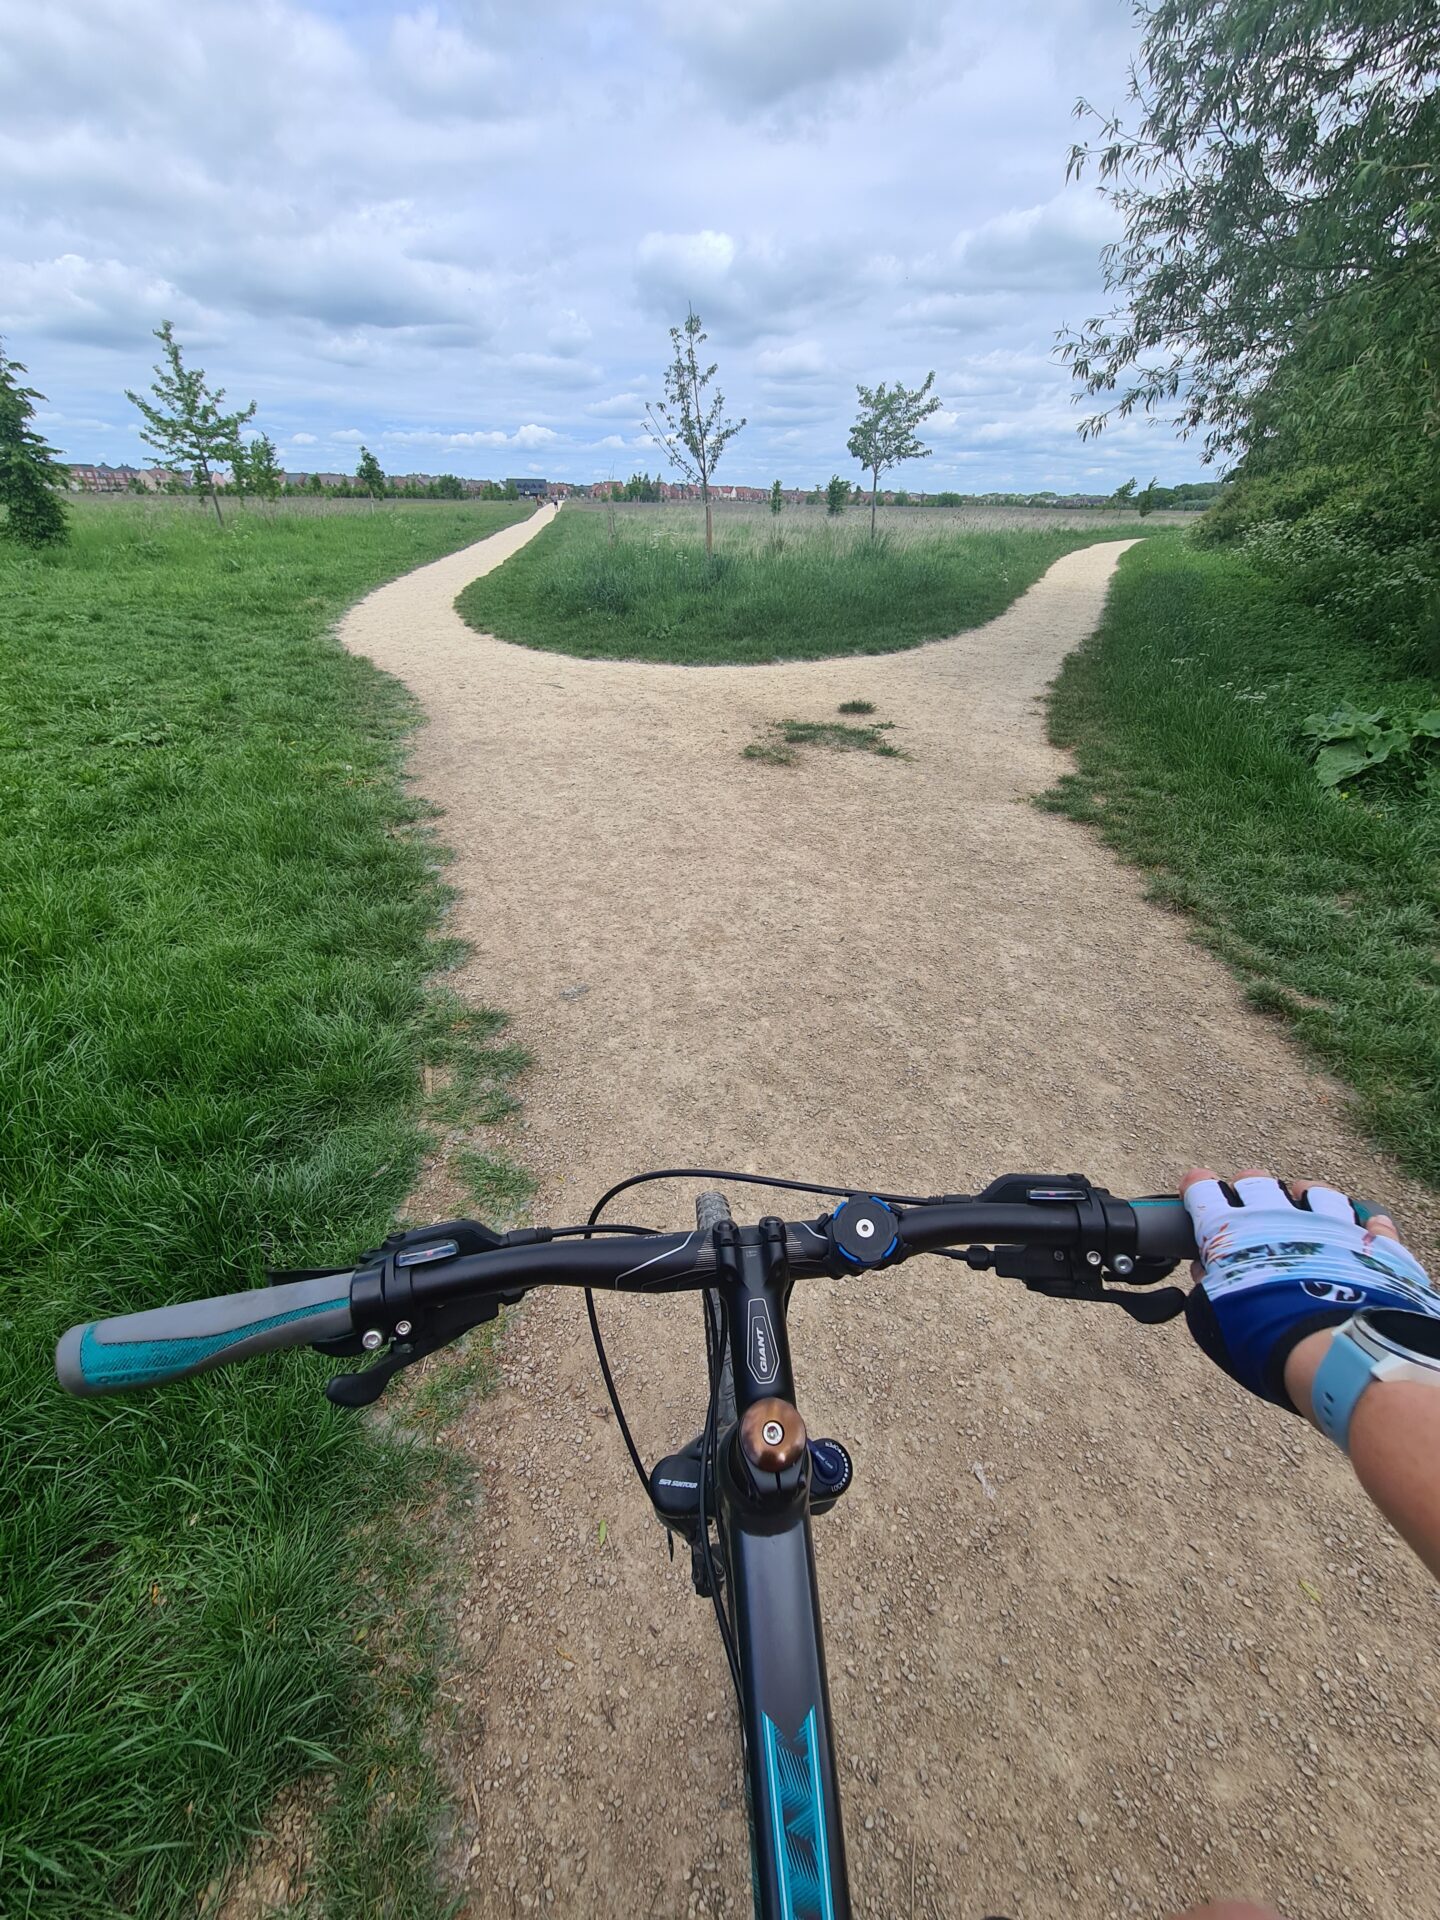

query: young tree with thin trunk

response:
[0,340,69,549]
[770,478,783,516]
[239,432,283,504]
[846,372,941,538]
[646,308,745,556]
[356,445,386,502]
[125,321,255,526]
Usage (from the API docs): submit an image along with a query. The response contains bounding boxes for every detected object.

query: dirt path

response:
[340,512,1440,1920]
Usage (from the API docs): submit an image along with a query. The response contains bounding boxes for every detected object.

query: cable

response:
[586,1164,941,1224]
[583,1287,650,1490]
[544,1223,658,1239]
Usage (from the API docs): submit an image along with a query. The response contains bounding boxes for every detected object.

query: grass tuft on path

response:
[1044,536,1440,1187]
[743,714,905,766]
[456,505,1153,664]
[0,498,528,1918]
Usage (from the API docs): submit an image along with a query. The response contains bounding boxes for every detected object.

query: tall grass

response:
[1044,536,1440,1186]
[0,498,527,1918]
[457,505,1161,664]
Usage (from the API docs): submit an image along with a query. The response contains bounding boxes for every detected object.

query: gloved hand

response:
[1180,1169,1437,1411]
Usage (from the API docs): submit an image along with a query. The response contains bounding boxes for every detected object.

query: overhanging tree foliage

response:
[125,322,255,526]
[1059,1,1439,475]
[646,308,745,555]
[846,372,942,537]
[0,341,69,549]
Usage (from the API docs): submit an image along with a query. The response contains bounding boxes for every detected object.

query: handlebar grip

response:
[55,1273,355,1398]
[1131,1197,1197,1265]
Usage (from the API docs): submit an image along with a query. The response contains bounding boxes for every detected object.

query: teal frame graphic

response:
[760,1708,834,1920]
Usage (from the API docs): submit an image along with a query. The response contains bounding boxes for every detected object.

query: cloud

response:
[290,431,317,444]
[634,231,865,342]
[510,352,603,388]
[1,255,215,349]
[586,392,651,419]
[754,340,832,382]
[384,8,511,117]
[955,192,1123,293]
[662,0,938,114]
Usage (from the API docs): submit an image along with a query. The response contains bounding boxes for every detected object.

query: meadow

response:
[1046,537,1440,1187]
[457,499,1168,663]
[1,497,528,1918]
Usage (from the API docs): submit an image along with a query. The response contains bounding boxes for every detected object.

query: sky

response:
[1,0,1210,492]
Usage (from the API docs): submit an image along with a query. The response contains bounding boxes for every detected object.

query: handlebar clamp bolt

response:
[361,1329,384,1351]
[395,1319,413,1338]
[1085,1249,1102,1268]
[1112,1255,1134,1277]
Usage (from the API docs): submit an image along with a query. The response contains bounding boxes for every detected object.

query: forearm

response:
[1285,1330,1440,1580]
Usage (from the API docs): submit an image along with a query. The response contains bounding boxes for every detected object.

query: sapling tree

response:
[846,372,941,538]
[645,307,745,555]
[235,432,283,504]
[0,340,69,548]
[825,474,850,517]
[356,445,387,501]
[125,321,255,526]
[770,478,783,516]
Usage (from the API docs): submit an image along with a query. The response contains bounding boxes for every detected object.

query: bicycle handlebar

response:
[55,1182,1198,1398]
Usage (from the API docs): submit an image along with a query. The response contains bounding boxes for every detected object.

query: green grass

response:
[1044,536,1440,1186]
[743,713,904,766]
[456,505,1155,664]
[0,497,530,1918]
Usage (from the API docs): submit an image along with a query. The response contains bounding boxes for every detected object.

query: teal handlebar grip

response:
[56,1273,355,1397]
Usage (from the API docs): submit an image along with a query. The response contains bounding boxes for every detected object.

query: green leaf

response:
[1408,710,1440,739]
[1314,743,1373,787]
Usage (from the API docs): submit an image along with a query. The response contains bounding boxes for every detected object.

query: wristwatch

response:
[1312,1308,1440,1452]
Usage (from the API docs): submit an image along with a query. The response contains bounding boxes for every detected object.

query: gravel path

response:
[339,511,1440,1920]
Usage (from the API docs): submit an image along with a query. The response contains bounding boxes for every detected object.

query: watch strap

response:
[1312,1323,1376,1453]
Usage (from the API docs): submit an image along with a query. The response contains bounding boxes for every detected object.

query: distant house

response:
[506,477,549,499]
[68,462,146,493]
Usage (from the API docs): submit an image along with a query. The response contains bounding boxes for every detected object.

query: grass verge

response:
[1,498,529,1918]
[1043,536,1440,1186]
[456,505,1154,663]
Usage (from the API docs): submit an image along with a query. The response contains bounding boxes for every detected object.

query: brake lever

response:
[1020,1280,1187,1324]
[949,1244,1188,1325]
[322,1292,523,1406]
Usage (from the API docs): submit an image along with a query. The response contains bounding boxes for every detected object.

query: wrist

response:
[1284,1327,1338,1424]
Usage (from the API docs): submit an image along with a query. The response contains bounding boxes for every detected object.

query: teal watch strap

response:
[1311,1323,1376,1453]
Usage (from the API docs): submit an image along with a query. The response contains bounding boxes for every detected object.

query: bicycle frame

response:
[713,1231,849,1920]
